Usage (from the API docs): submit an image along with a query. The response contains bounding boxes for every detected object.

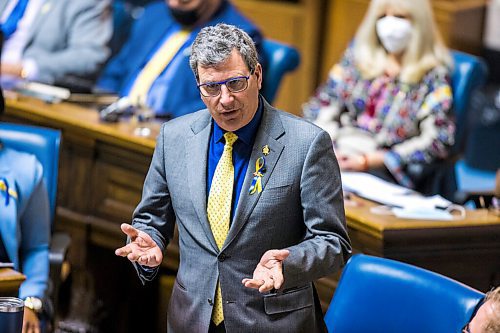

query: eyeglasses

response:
[462,323,471,333]
[197,75,250,97]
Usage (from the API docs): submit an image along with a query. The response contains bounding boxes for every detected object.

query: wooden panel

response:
[320,0,368,82]
[234,0,325,115]
[91,144,149,223]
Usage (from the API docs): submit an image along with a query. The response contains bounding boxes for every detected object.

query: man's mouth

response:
[220,108,239,117]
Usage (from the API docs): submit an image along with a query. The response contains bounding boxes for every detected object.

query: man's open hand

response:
[115,223,163,267]
[242,249,290,293]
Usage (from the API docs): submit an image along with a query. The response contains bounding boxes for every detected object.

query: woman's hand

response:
[22,307,40,333]
[337,150,386,171]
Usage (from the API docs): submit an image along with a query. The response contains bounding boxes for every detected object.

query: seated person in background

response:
[0,0,112,90]
[0,136,51,333]
[303,0,455,196]
[96,0,264,119]
[463,286,500,333]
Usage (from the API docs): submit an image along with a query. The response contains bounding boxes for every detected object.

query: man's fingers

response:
[115,244,132,257]
[261,249,290,264]
[127,252,140,262]
[273,249,290,261]
[273,273,285,289]
[120,223,139,238]
[130,251,162,266]
[259,276,275,293]
[242,278,264,289]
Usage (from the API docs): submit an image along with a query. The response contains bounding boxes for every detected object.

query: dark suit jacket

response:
[131,99,352,332]
[97,0,264,118]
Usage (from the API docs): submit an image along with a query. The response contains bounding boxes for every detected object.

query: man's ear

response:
[254,63,263,90]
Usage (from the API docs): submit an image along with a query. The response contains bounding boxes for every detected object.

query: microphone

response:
[99,97,132,122]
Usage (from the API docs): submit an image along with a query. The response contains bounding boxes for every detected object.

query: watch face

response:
[24,297,43,312]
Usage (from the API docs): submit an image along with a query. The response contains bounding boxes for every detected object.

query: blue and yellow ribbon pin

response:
[249,157,266,195]
[0,178,18,206]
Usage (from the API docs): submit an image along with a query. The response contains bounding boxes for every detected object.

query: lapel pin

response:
[249,157,266,195]
[262,145,270,156]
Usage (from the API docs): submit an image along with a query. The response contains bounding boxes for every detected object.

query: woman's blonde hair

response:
[353,0,452,83]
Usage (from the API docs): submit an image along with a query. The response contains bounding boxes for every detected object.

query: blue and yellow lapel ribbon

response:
[0,178,18,205]
[249,157,266,195]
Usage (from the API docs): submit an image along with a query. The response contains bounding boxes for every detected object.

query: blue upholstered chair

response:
[111,1,145,57]
[260,39,300,103]
[451,50,488,154]
[324,254,484,333]
[0,123,60,220]
[450,51,496,203]
[0,122,70,324]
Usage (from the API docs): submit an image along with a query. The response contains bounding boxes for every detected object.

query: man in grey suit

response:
[0,0,111,89]
[115,23,351,333]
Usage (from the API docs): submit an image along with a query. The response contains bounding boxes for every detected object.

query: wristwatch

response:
[24,297,43,313]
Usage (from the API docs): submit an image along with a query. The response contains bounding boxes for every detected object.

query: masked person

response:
[96,0,264,119]
[303,0,455,197]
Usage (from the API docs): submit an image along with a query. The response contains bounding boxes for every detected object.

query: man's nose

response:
[219,85,234,104]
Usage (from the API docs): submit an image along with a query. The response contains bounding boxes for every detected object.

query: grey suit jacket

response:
[132,99,351,332]
[0,0,112,85]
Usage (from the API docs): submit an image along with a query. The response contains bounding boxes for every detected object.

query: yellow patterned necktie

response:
[128,29,190,107]
[207,132,238,326]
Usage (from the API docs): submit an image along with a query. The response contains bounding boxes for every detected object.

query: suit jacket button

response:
[208,298,213,306]
[218,253,226,262]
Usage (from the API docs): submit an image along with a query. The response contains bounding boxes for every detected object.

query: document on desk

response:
[0,262,14,268]
[341,172,452,209]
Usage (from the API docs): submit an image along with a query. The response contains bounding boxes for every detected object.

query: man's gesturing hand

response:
[242,249,290,293]
[115,223,163,267]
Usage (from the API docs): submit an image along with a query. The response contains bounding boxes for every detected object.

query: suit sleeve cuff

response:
[22,58,39,80]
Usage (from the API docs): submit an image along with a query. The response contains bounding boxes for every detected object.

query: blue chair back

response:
[260,39,300,103]
[111,1,144,57]
[450,51,488,153]
[449,52,496,198]
[324,254,484,333]
[0,122,61,223]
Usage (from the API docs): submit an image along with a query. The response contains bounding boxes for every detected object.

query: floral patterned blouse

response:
[303,48,455,188]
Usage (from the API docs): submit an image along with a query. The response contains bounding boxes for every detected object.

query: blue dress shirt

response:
[207,99,263,221]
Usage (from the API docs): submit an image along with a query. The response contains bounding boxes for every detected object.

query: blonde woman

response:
[304,0,455,195]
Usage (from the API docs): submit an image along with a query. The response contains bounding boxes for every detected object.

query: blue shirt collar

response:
[212,96,263,146]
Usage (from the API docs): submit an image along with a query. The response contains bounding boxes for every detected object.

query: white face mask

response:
[376,15,412,54]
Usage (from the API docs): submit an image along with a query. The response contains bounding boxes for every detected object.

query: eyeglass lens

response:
[200,76,248,96]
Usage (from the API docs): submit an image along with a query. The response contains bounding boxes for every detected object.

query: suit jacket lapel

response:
[223,99,285,250]
[185,111,219,252]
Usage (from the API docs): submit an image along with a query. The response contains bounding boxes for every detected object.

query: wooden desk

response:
[2,95,171,332]
[315,196,500,310]
[3,96,499,325]
[0,268,25,297]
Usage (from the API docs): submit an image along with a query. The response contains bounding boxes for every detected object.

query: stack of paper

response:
[341,172,452,209]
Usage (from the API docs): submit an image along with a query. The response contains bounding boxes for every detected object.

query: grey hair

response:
[189,23,258,82]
